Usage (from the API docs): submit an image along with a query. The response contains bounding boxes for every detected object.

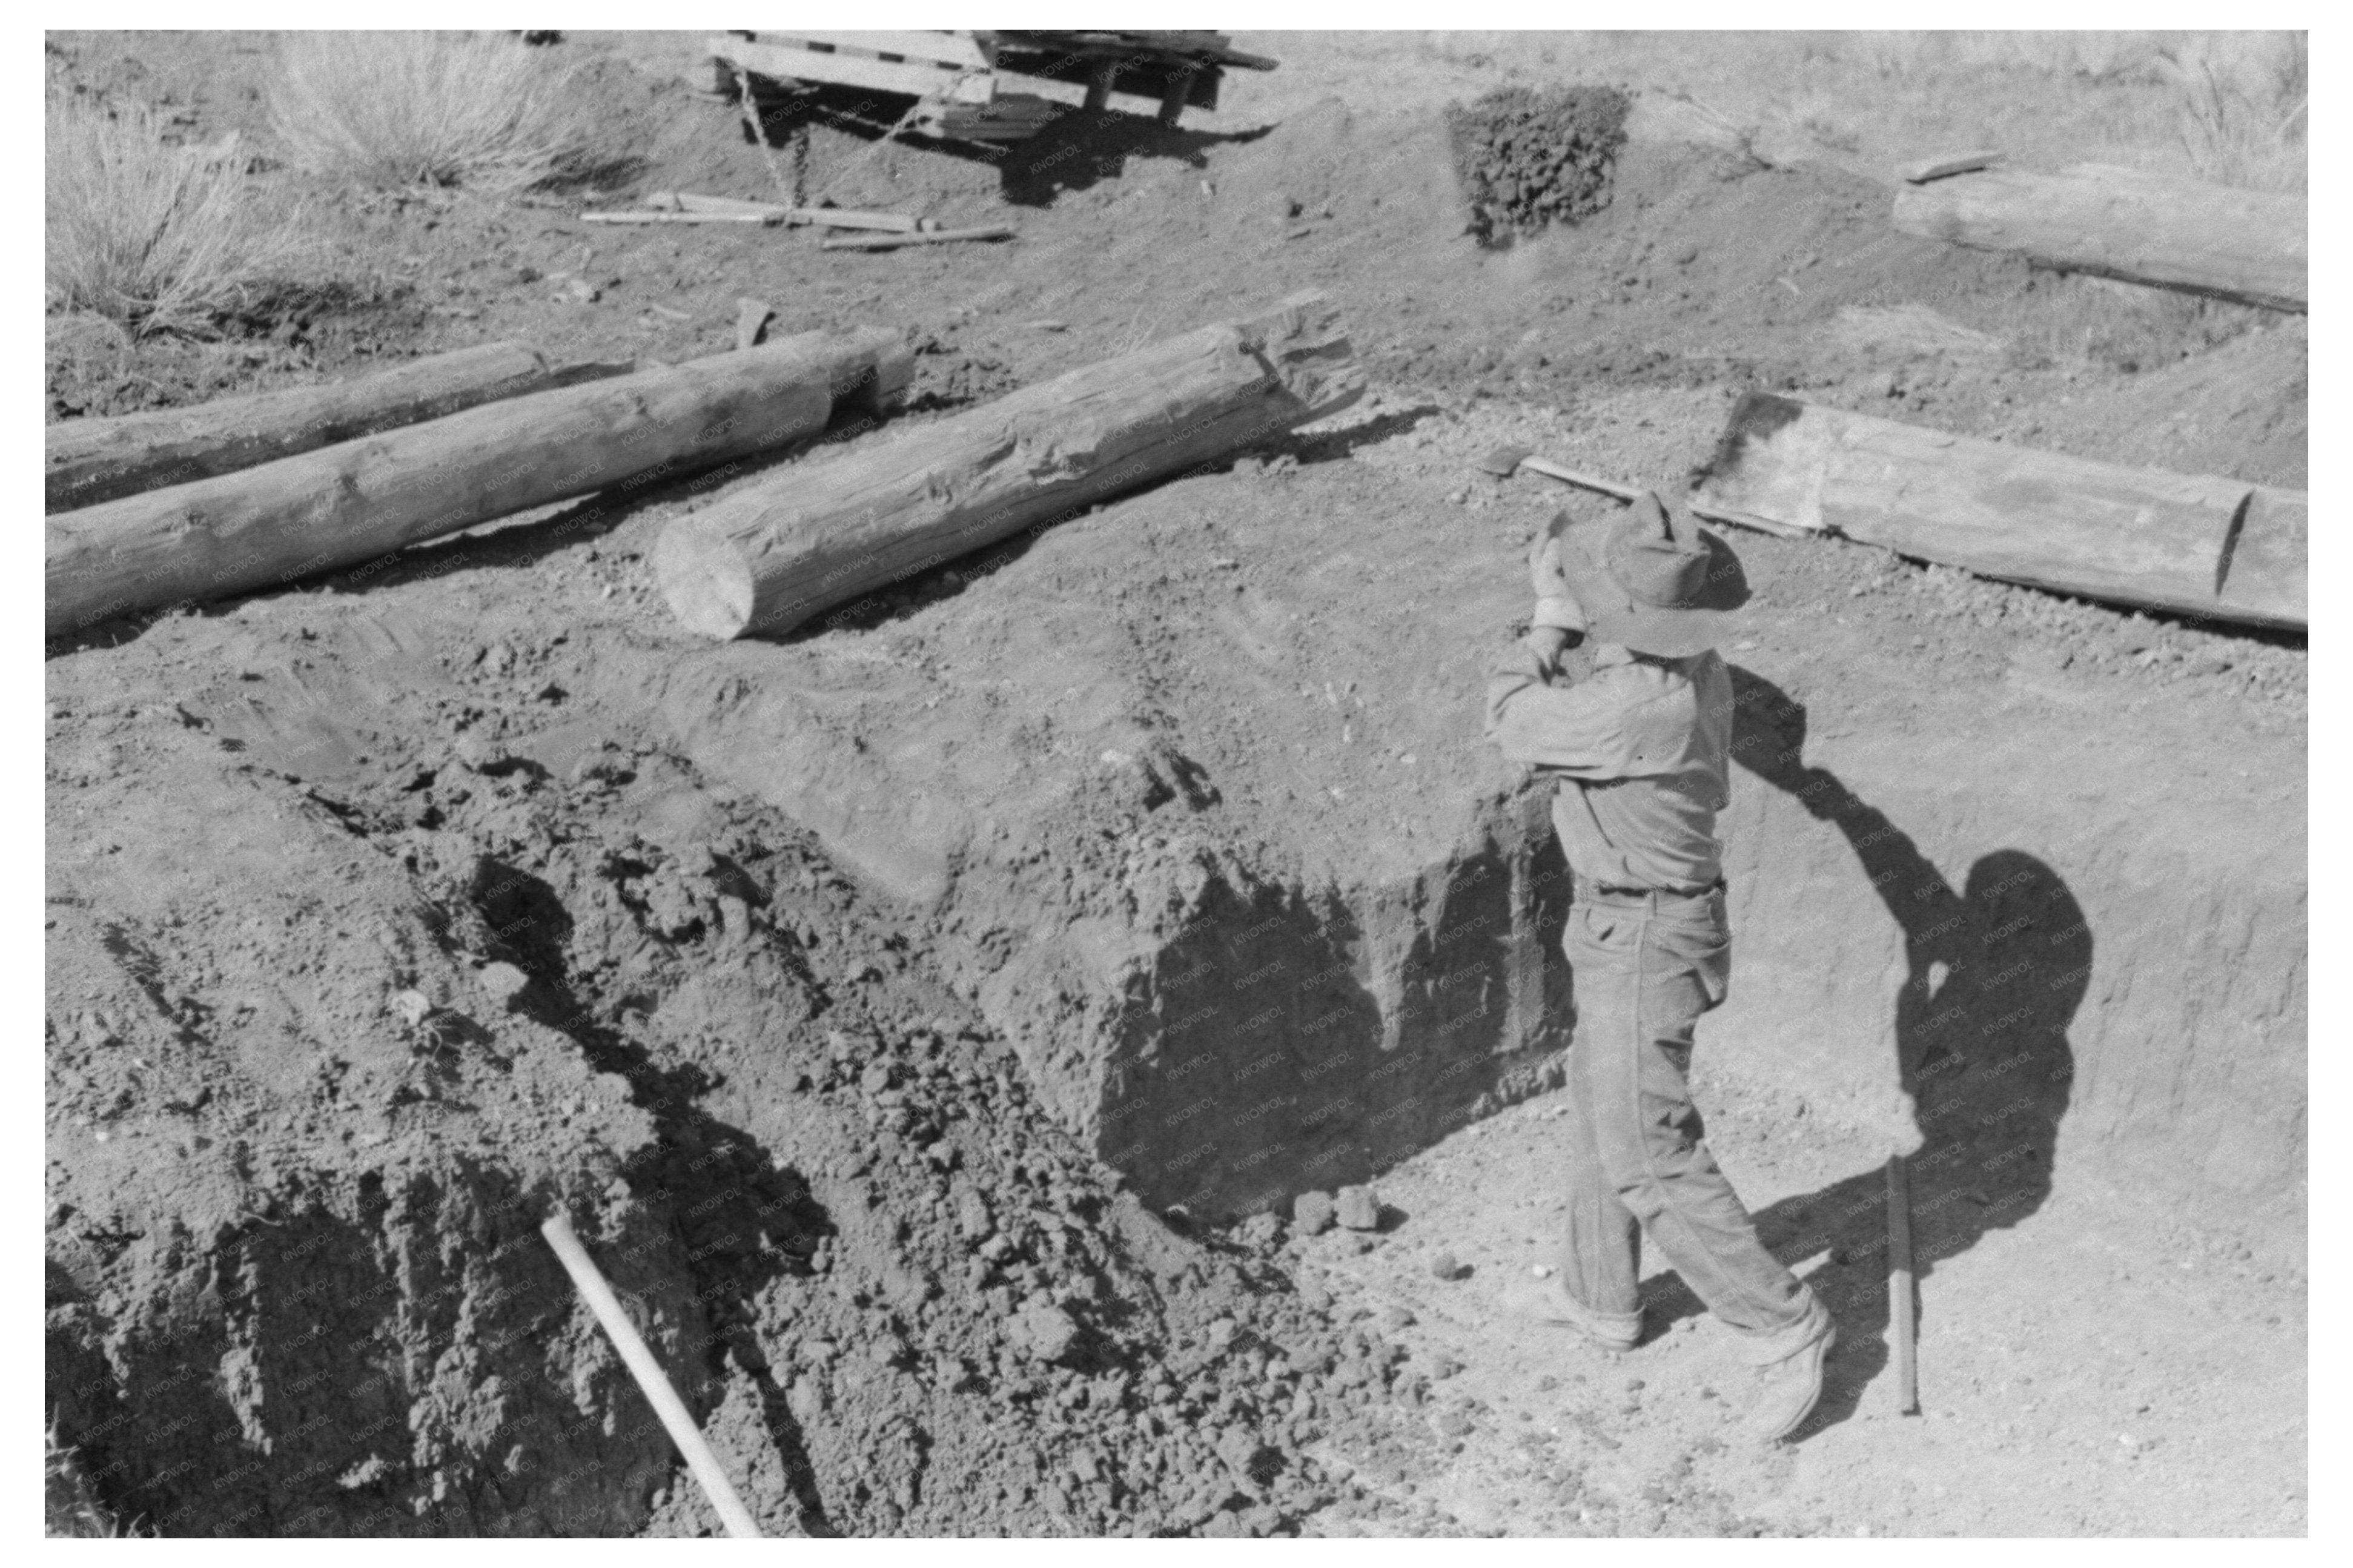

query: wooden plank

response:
[2214,485,2307,630]
[671,191,787,216]
[1696,393,2288,627]
[776,30,992,71]
[1893,164,2305,312]
[651,291,1365,640]
[581,210,779,225]
[1084,58,1118,113]
[659,192,921,231]
[801,207,921,233]
[47,329,913,638]
[1158,67,1197,127]
[988,29,1273,70]
[1898,148,2005,184]
[45,342,635,514]
[709,36,994,104]
[820,225,1014,251]
[984,35,1227,111]
[735,297,776,352]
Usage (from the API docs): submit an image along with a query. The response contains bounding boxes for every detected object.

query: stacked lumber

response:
[46,343,634,513]
[47,330,912,638]
[709,31,997,105]
[984,30,1278,122]
[708,28,1278,137]
[1892,160,2306,313]
[1695,394,2306,632]
[653,291,1363,640]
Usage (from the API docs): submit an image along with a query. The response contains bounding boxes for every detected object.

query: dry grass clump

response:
[46,89,306,337]
[268,30,606,193]
[2161,35,2306,191]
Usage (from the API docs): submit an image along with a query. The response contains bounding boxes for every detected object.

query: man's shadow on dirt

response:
[1632,667,2091,1438]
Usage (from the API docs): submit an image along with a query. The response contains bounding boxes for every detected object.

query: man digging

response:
[1484,494,1836,1441]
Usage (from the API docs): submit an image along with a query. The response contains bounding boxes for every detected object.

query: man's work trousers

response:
[1558,887,1819,1351]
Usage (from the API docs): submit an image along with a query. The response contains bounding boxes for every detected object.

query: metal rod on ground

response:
[540,1212,764,1538]
[1886,1154,1919,1416]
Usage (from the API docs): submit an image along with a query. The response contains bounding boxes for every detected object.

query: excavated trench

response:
[47,429,2303,1540]
[45,41,2308,1539]
[47,624,1366,1539]
[655,452,2306,1234]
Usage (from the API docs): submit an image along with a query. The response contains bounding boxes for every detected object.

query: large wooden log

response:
[1892,163,2306,313]
[45,342,635,514]
[652,291,1365,640]
[2215,486,2306,631]
[1696,393,2306,631]
[47,329,912,639]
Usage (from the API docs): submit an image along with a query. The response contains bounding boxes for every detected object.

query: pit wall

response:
[958,790,1577,1219]
[680,710,2303,1234]
[48,1157,702,1537]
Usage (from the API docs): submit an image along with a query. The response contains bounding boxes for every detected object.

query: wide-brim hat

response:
[1557,491,1749,657]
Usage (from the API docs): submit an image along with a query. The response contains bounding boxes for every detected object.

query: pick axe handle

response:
[1515,455,1818,541]
[1885,1154,1921,1415]
[542,1212,765,1538]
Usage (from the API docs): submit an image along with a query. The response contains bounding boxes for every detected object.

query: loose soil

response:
[46,30,2305,1539]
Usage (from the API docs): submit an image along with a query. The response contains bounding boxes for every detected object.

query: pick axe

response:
[1473,446,1812,539]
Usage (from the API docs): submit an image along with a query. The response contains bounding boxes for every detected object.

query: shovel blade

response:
[1475,445,1533,477]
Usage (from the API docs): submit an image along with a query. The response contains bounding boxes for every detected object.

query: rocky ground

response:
[46,29,2305,1538]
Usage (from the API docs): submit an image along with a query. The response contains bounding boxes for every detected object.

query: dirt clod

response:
[1446,84,1630,245]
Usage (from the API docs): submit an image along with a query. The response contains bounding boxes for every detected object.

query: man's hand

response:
[1523,624,1572,667]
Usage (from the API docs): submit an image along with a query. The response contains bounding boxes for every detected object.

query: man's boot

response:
[1500,1271,1643,1352]
[1742,1297,1836,1441]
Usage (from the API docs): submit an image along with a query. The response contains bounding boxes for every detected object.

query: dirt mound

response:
[1445,84,1630,244]
[45,673,689,1535]
[44,580,1477,1539]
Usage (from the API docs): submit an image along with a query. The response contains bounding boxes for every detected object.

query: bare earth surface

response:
[45,30,2305,1538]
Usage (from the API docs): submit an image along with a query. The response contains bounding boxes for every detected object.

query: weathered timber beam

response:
[2215,486,2306,632]
[819,225,1013,251]
[1892,162,2306,313]
[710,35,996,104]
[47,329,912,639]
[1696,392,2305,632]
[1897,148,2005,184]
[652,291,1365,640]
[45,342,634,514]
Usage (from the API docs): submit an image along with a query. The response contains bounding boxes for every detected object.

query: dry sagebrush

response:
[2163,34,2306,192]
[269,31,605,193]
[46,91,305,336]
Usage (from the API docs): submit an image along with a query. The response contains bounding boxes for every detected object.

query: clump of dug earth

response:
[1445,83,1630,246]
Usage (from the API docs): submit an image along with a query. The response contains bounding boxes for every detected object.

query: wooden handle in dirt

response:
[1886,1154,1920,1416]
[1517,454,1816,540]
[541,1212,764,1538]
